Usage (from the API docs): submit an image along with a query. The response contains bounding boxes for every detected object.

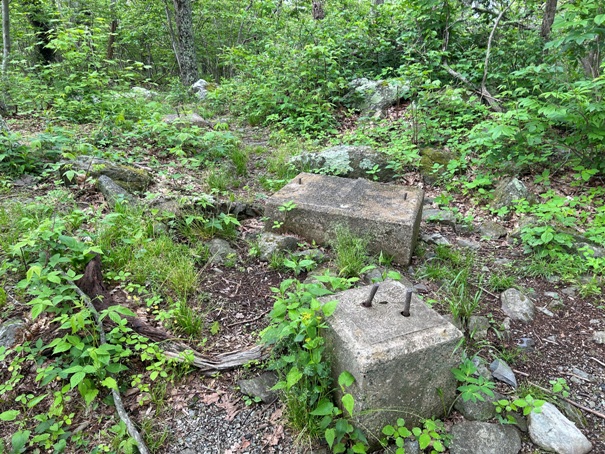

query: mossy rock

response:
[419,147,455,184]
[61,156,153,192]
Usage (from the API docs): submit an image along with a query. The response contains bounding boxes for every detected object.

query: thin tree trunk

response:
[172,0,198,86]
[106,0,118,60]
[1,0,9,75]
[541,0,557,40]
[312,1,324,20]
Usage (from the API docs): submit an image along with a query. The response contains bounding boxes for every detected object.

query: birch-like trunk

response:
[1,0,9,75]
[172,0,198,86]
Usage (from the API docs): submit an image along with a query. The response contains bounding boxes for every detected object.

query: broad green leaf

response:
[26,394,47,409]
[26,265,42,281]
[325,428,336,448]
[101,377,118,390]
[418,432,431,450]
[338,371,355,388]
[12,430,30,453]
[352,442,366,453]
[70,371,86,389]
[322,300,338,317]
[286,367,303,389]
[0,410,19,421]
[311,399,335,416]
[342,393,355,417]
[84,388,99,406]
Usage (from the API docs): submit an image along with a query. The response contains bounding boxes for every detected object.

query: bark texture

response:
[540,0,557,40]
[312,1,325,20]
[172,0,199,86]
[1,0,9,74]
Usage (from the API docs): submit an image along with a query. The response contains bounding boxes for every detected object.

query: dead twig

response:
[227,309,272,328]
[69,279,150,454]
[528,381,605,421]
[513,368,529,377]
[589,356,605,368]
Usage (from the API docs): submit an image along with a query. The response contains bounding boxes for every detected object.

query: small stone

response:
[479,220,507,239]
[454,391,502,421]
[468,316,490,340]
[420,232,450,246]
[413,283,429,293]
[561,287,577,296]
[97,175,137,207]
[0,319,25,348]
[544,291,560,299]
[207,238,236,264]
[422,208,457,227]
[457,238,481,250]
[500,288,535,323]
[257,232,299,261]
[490,358,518,388]
[593,331,605,344]
[494,258,511,266]
[537,306,554,317]
[528,402,593,454]
[517,337,535,350]
[571,367,591,382]
[238,372,278,404]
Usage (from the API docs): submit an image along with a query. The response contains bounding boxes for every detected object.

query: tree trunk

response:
[106,0,118,60]
[1,0,9,75]
[172,0,198,86]
[541,0,557,40]
[312,1,324,20]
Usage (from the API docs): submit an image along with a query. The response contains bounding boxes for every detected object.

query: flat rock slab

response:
[264,173,423,264]
[320,280,462,447]
[450,421,521,454]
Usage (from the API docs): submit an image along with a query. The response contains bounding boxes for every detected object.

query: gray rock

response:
[385,438,420,454]
[574,242,605,259]
[449,421,521,454]
[257,232,299,262]
[97,175,137,207]
[561,286,577,296]
[362,266,385,284]
[490,358,518,388]
[348,77,410,118]
[419,148,454,185]
[468,316,490,340]
[492,178,535,211]
[421,232,450,246]
[517,337,535,350]
[207,239,236,264]
[544,291,560,299]
[0,319,25,348]
[500,288,535,323]
[592,331,605,344]
[163,113,211,129]
[62,156,153,192]
[191,79,210,99]
[422,209,457,227]
[454,391,501,421]
[537,306,554,317]
[131,86,158,99]
[290,145,395,182]
[559,401,588,429]
[292,248,328,264]
[237,372,278,404]
[480,221,507,239]
[457,238,481,250]
[528,402,593,454]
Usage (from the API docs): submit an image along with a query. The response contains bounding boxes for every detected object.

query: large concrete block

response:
[264,173,423,264]
[320,280,463,448]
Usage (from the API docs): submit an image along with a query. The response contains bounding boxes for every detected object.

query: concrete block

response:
[264,173,423,265]
[320,280,463,447]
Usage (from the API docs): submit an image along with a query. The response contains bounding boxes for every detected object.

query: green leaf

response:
[12,430,30,453]
[26,394,47,409]
[352,442,367,453]
[101,377,118,390]
[311,399,335,416]
[594,14,605,25]
[70,371,86,389]
[322,300,338,317]
[83,388,99,406]
[0,410,19,421]
[46,273,61,284]
[418,432,431,450]
[26,265,42,282]
[325,428,336,448]
[433,439,445,452]
[286,367,303,389]
[382,425,395,436]
[338,371,355,389]
[342,393,355,417]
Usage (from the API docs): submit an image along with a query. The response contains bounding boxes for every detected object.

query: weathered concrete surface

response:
[264,173,423,265]
[320,281,463,447]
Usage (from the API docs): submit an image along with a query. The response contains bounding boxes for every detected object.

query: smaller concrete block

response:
[321,281,463,446]
[264,173,423,264]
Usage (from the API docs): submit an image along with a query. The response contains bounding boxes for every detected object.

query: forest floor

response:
[1,112,604,454]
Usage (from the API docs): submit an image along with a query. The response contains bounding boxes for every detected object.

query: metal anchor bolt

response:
[361,283,379,308]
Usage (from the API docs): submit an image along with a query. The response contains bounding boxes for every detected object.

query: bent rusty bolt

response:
[361,284,379,308]
[401,289,413,317]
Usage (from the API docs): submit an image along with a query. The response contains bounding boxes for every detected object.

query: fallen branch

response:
[589,356,605,368]
[163,345,267,374]
[442,62,503,112]
[70,280,150,454]
[528,381,605,420]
